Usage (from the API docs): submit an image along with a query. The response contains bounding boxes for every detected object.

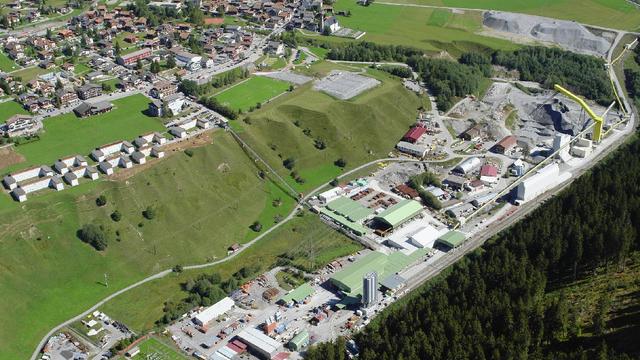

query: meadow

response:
[214,76,291,111]
[0,100,28,123]
[329,2,520,56]
[0,132,296,359]
[376,0,640,31]
[1,94,164,173]
[10,66,58,83]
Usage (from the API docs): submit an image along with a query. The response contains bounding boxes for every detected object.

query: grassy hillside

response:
[0,132,294,360]
[101,213,362,332]
[1,94,164,174]
[237,65,427,192]
[328,2,519,56]
[378,0,640,31]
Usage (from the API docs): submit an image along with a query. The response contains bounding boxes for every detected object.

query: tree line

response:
[306,134,640,360]
[180,67,251,97]
[323,42,612,110]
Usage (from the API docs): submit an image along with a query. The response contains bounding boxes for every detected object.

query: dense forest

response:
[326,42,423,63]
[624,44,640,100]
[493,47,612,105]
[305,135,640,360]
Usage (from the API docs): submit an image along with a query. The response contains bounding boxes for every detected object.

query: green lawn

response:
[378,0,640,31]
[73,62,92,76]
[0,100,28,123]
[11,66,59,83]
[0,51,19,72]
[2,94,163,174]
[101,213,362,332]
[236,63,424,192]
[215,76,291,112]
[129,337,186,360]
[328,1,520,56]
[0,132,299,360]
[307,46,330,59]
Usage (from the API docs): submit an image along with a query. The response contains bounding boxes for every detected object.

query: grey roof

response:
[63,172,78,181]
[122,140,134,149]
[51,176,63,185]
[131,151,145,161]
[92,149,104,158]
[41,165,53,173]
[3,175,16,185]
[12,187,26,196]
[133,137,148,147]
[380,274,406,290]
[76,155,87,163]
[86,166,98,174]
[99,161,112,169]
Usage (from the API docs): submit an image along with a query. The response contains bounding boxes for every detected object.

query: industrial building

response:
[435,230,466,249]
[396,141,428,158]
[330,250,427,300]
[402,126,426,143]
[493,135,517,154]
[236,327,282,359]
[278,283,314,306]
[515,163,571,203]
[192,297,235,327]
[287,330,310,351]
[453,157,482,175]
[374,199,423,230]
[361,272,378,307]
[319,196,372,236]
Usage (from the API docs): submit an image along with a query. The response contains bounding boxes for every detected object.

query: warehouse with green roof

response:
[277,283,314,305]
[330,249,428,301]
[319,196,373,235]
[374,199,424,229]
[436,230,466,249]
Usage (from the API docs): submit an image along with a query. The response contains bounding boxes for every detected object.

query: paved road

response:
[29,11,639,360]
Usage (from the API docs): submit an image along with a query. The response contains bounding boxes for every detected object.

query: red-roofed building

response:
[402,126,426,143]
[493,135,517,154]
[480,164,499,183]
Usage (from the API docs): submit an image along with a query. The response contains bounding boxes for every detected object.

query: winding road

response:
[29,7,639,360]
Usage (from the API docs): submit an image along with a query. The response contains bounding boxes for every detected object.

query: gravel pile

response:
[483,11,612,56]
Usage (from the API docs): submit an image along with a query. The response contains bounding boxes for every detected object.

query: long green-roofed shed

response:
[326,196,374,222]
[288,330,310,351]
[436,230,466,248]
[278,282,314,305]
[374,199,423,228]
[320,207,370,235]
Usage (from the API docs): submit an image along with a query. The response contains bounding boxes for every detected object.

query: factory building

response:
[515,163,571,203]
[236,327,282,359]
[373,199,423,230]
[402,126,426,143]
[396,141,428,158]
[192,297,235,327]
[493,135,517,154]
[435,230,466,249]
[362,272,378,307]
[453,157,481,175]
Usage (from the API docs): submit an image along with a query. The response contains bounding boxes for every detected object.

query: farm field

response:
[101,214,362,332]
[236,62,428,192]
[377,0,640,31]
[0,132,296,360]
[330,1,519,56]
[1,94,164,173]
[0,51,19,72]
[214,76,291,112]
[0,100,28,123]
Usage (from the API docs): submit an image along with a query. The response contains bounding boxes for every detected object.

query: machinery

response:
[553,84,616,143]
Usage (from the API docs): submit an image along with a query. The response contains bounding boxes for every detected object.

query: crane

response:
[553,84,616,143]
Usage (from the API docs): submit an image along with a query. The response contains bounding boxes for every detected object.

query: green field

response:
[10,66,58,83]
[215,76,291,112]
[0,132,298,359]
[236,63,427,192]
[0,51,19,72]
[329,1,519,56]
[378,0,640,31]
[1,94,163,174]
[129,337,186,360]
[101,213,362,332]
[0,100,28,123]
[73,62,92,75]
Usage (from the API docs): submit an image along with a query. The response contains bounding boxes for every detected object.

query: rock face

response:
[483,11,612,56]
